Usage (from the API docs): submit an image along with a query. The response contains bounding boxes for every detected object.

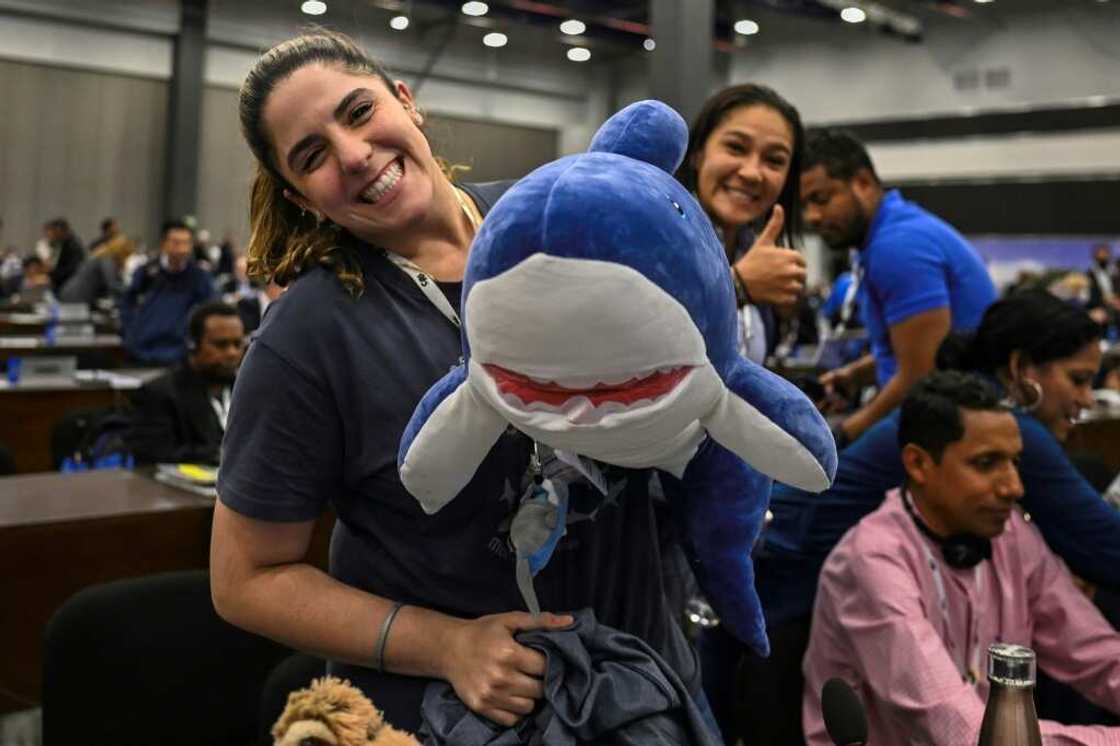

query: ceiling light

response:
[300,0,326,15]
[733,19,760,35]
[461,1,488,16]
[840,6,867,22]
[559,19,586,35]
[483,31,508,47]
[643,38,656,51]
[567,47,591,62]
[974,0,994,3]
[389,15,409,30]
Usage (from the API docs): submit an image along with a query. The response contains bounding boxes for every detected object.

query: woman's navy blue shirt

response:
[217,181,697,727]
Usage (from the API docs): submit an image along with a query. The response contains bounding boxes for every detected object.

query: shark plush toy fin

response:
[399,100,837,654]
[398,365,509,512]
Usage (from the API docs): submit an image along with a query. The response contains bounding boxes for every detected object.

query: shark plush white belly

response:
[398,100,837,655]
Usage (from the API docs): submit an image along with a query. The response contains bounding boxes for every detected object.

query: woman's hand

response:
[439,611,573,727]
[732,205,806,307]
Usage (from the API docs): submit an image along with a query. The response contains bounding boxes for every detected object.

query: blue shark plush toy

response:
[399,100,837,655]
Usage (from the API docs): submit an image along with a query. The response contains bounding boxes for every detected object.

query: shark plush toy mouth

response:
[398,100,837,655]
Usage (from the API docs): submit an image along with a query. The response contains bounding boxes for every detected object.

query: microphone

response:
[822,677,868,746]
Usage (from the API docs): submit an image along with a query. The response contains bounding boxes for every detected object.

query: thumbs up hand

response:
[731,205,807,307]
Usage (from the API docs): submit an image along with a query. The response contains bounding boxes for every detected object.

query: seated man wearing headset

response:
[125,301,245,465]
[802,371,1120,745]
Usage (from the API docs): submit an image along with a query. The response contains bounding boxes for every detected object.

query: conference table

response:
[0,469,333,714]
[0,311,116,336]
[0,334,126,367]
[0,369,163,473]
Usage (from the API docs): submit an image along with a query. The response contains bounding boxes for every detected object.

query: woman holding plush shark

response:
[209,30,725,736]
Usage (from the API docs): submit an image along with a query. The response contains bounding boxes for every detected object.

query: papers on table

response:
[152,463,218,498]
[74,370,144,389]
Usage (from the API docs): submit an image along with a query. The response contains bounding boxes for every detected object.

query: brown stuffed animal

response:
[272,676,421,746]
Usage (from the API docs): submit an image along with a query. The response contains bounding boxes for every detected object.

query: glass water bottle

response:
[978,643,1043,746]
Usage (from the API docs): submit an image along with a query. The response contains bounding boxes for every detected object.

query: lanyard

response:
[837,251,863,332]
[384,253,462,328]
[382,186,481,329]
[210,387,231,431]
[904,491,985,686]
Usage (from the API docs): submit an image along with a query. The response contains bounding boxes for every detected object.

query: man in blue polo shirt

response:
[801,130,995,445]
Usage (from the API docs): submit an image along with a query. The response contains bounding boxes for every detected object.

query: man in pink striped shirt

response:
[802,371,1120,745]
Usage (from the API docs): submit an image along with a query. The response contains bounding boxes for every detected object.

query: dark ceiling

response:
[373,0,1071,55]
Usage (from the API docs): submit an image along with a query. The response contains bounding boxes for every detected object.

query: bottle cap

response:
[988,643,1036,687]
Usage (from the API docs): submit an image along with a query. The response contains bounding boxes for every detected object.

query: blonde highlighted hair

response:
[91,234,136,265]
[239,28,466,296]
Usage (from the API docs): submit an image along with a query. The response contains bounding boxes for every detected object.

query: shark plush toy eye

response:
[398,100,837,655]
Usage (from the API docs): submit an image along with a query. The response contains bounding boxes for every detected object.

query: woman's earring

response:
[1018,377,1044,412]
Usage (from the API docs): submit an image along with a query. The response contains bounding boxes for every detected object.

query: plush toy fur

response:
[398,100,837,655]
[272,676,420,746]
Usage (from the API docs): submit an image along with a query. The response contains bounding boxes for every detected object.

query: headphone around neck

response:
[902,490,991,569]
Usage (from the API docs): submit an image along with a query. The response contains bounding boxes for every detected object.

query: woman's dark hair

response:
[677,83,804,248]
[936,289,1104,374]
[238,29,397,296]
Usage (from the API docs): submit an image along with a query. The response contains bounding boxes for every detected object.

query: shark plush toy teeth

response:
[398,100,837,655]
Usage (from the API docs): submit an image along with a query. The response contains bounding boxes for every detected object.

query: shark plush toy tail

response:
[399,100,837,655]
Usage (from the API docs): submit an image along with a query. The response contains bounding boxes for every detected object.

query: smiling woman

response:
[678,84,808,364]
[237,34,469,294]
[208,29,707,739]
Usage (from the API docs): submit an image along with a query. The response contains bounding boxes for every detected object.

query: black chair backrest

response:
[49,406,131,469]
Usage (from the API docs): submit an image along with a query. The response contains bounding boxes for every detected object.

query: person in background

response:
[0,217,21,299]
[675,82,812,743]
[89,217,120,253]
[678,83,808,365]
[0,251,20,299]
[802,371,1120,745]
[15,256,54,305]
[235,277,284,333]
[220,254,254,301]
[125,301,244,465]
[120,219,214,366]
[819,251,862,331]
[193,229,236,276]
[209,29,708,737]
[1097,352,1120,394]
[802,130,996,446]
[1086,243,1119,334]
[42,218,86,290]
[753,290,1117,741]
[59,234,135,308]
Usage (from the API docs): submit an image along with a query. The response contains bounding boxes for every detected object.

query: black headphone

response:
[902,490,991,569]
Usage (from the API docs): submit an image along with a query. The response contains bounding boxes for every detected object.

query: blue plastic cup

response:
[6,357,21,384]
